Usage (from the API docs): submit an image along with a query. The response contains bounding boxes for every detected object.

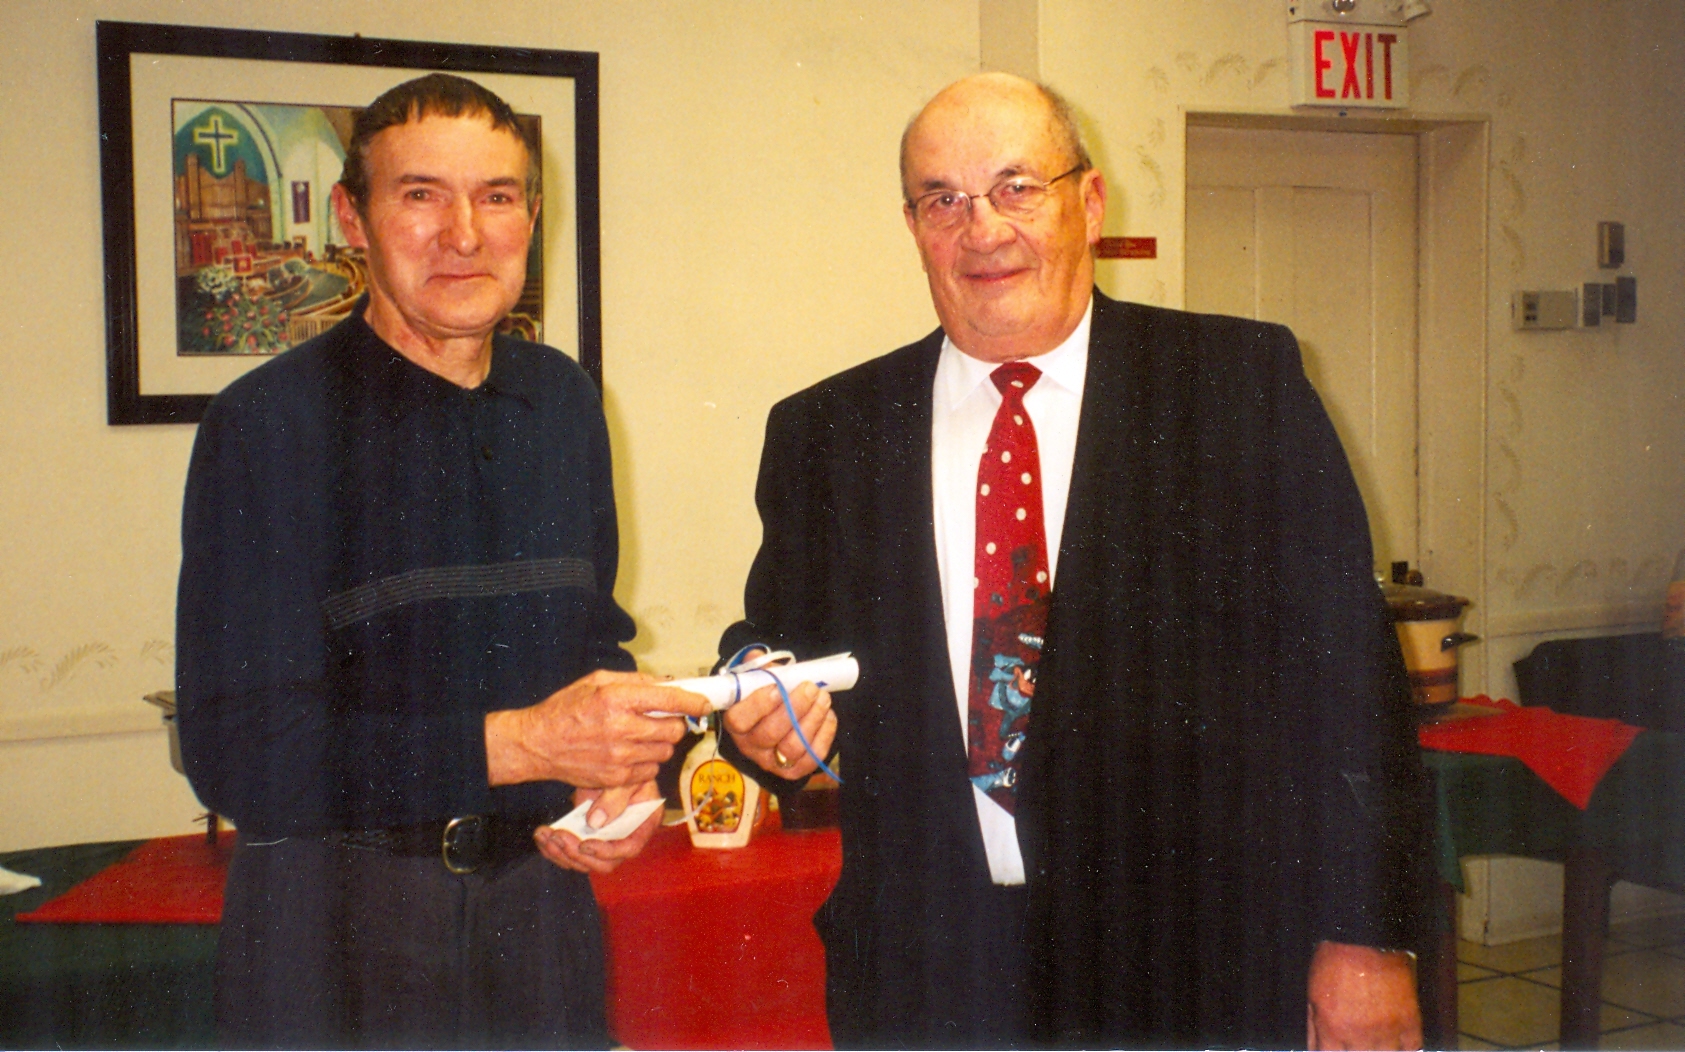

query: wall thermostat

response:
[1512,290,1576,330]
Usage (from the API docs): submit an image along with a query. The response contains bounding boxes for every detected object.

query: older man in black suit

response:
[721,72,1431,1049]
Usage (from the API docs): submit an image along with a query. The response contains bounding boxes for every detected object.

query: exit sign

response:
[1288,20,1410,109]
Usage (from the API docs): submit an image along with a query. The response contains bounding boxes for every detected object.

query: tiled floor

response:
[1455,915,1685,1049]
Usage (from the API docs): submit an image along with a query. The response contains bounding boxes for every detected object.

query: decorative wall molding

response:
[0,703,163,744]
[1,638,175,743]
[2,639,173,696]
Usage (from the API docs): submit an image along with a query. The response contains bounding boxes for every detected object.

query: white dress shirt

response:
[930,299,1092,884]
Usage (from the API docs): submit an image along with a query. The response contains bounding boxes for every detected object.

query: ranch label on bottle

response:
[678,729,764,849]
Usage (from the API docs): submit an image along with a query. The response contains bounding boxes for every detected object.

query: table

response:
[1423,728,1685,1047]
[0,818,840,1051]
[0,840,219,1049]
[590,813,840,1050]
[12,744,1676,1050]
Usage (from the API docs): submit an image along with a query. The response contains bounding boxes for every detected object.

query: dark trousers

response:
[825,880,1030,1050]
[216,833,607,1050]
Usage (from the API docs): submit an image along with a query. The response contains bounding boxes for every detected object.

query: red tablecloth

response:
[590,813,840,1050]
[1418,695,1643,809]
[14,832,234,924]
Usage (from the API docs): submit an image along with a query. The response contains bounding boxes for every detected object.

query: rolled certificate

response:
[651,652,859,714]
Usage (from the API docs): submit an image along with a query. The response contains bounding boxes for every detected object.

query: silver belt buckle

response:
[441,815,486,875]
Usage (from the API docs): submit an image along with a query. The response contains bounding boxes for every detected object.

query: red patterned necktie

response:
[966,361,1050,814]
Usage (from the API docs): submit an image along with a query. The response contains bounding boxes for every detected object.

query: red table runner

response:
[1418,696,1643,809]
[590,813,840,1050]
[15,832,233,924]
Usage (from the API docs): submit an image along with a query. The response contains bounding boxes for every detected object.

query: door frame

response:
[1185,112,1491,693]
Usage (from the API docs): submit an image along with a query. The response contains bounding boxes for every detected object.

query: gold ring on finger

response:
[774,748,793,768]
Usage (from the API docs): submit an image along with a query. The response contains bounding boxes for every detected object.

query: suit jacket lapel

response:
[878,331,967,769]
[1049,290,1151,649]
[1017,292,1155,878]
[868,329,996,872]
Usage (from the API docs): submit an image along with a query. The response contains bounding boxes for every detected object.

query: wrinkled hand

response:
[723,678,837,780]
[535,781,665,875]
[1307,940,1423,1050]
[485,669,710,789]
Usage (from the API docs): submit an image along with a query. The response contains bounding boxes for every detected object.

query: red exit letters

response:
[1290,20,1408,108]
[1313,28,1399,102]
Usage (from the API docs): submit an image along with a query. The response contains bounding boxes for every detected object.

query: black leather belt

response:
[338,813,550,875]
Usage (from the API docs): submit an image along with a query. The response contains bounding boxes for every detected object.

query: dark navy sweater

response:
[176,305,635,836]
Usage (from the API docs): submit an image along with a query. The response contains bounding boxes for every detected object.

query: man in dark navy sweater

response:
[176,74,706,1048]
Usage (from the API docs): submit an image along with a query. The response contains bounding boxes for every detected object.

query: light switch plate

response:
[1581,284,1602,327]
[1598,222,1625,269]
[1615,276,1637,323]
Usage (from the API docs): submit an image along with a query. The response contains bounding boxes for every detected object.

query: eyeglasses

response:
[907,165,1085,230]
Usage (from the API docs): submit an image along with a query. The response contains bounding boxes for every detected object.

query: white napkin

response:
[0,863,43,895]
[549,798,665,842]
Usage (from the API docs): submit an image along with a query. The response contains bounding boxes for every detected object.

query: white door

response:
[1186,126,1418,572]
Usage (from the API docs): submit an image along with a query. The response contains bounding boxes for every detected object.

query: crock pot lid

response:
[1382,583,1471,621]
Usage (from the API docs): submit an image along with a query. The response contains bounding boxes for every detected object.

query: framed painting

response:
[95,21,601,425]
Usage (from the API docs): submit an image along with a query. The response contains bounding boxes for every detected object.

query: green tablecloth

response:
[0,840,218,1050]
[1425,728,1685,893]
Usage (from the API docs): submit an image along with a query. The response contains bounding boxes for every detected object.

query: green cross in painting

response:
[193,114,240,175]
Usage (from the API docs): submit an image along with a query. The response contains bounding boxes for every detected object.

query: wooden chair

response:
[1512,632,1685,1047]
[1514,632,1685,732]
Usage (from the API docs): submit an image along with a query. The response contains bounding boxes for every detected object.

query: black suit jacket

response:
[721,290,1432,1048]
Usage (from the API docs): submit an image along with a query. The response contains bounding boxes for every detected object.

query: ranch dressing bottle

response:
[678,722,765,849]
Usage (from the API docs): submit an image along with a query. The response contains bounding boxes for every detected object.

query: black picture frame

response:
[96,21,602,425]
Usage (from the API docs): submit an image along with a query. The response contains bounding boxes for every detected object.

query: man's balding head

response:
[900,74,1092,201]
[899,74,1106,363]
